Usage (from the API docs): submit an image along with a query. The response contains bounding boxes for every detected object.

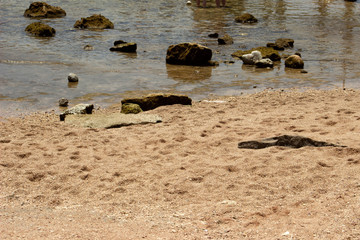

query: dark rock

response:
[166,43,213,66]
[285,55,304,69]
[255,58,274,68]
[300,69,308,73]
[74,14,114,29]
[218,34,233,45]
[235,13,258,23]
[25,22,56,37]
[208,33,219,38]
[24,2,66,18]
[68,73,79,82]
[58,98,69,107]
[267,38,294,50]
[238,135,345,149]
[232,47,281,61]
[121,93,192,111]
[110,40,137,52]
[64,112,162,129]
[121,103,143,114]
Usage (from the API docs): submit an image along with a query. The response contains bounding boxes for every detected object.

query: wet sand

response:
[1,88,360,239]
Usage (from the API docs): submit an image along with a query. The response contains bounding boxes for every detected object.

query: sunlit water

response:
[1,0,360,116]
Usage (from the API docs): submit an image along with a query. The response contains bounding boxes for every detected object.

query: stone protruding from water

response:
[121,93,192,111]
[285,55,304,69]
[238,135,345,149]
[232,47,281,62]
[235,13,258,23]
[166,43,214,66]
[74,14,114,29]
[110,40,137,53]
[25,22,56,37]
[24,2,66,18]
[218,34,234,45]
[68,73,79,82]
[267,38,295,50]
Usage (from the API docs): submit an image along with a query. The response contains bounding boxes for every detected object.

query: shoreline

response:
[1,88,360,239]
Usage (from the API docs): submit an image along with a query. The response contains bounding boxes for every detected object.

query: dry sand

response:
[1,89,360,239]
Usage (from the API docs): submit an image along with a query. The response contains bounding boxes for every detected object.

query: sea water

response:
[1,0,359,116]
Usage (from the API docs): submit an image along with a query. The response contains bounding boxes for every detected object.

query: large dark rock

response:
[74,14,114,29]
[166,43,213,66]
[24,2,66,18]
[232,47,281,62]
[121,93,192,111]
[285,55,304,69]
[25,22,56,37]
[218,34,233,45]
[235,13,258,23]
[110,40,137,52]
[238,135,345,149]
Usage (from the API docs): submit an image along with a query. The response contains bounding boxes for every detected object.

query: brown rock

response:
[218,34,234,45]
[166,43,213,66]
[285,55,304,69]
[74,14,114,29]
[235,13,258,23]
[25,22,56,37]
[121,94,192,111]
[24,2,66,18]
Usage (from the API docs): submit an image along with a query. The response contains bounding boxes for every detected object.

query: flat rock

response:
[65,112,162,129]
[238,135,345,149]
[24,2,66,18]
[121,93,192,111]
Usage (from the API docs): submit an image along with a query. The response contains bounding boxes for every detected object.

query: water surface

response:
[1,0,359,116]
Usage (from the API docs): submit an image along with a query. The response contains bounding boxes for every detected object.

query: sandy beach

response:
[1,88,360,239]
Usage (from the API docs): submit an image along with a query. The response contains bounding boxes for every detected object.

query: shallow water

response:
[1,0,360,116]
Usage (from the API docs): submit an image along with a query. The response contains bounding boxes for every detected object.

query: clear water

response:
[1,0,360,116]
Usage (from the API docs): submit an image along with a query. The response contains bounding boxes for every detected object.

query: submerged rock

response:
[24,2,66,18]
[218,34,233,45]
[267,38,294,50]
[235,13,258,23]
[74,14,114,29]
[208,33,219,38]
[285,55,304,69]
[238,135,345,149]
[110,40,137,52]
[232,47,281,62]
[25,22,56,37]
[83,45,94,51]
[166,43,213,66]
[121,93,192,111]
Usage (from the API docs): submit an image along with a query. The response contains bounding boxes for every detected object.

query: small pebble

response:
[58,98,69,107]
[68,73,79,82]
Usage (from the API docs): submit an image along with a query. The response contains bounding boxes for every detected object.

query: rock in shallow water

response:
[24,2,66,18]
[25,22,56,37]
[68,73,79,82]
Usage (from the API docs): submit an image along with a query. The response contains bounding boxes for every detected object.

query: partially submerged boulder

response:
[110,40,137,52]
[285,55,304,69]
[232,47,281,61]
[25,22,56,37]
[166,43,214,66]
[121,93,192,111]
[24,2,66,18]
[74,14,114,29]
[235,13,258,23]
[255,58,274,68]
[218,34,233,45]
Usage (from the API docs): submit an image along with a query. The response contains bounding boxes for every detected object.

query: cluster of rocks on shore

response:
[22,2,311,123]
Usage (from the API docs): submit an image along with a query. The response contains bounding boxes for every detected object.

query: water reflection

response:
[67,82,78,88]
[166,64,213,82]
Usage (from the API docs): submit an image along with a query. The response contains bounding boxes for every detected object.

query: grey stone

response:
[58,98,69,107]
[65,112,162,129]
[255,58,274,68]
[64,104,94,115]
